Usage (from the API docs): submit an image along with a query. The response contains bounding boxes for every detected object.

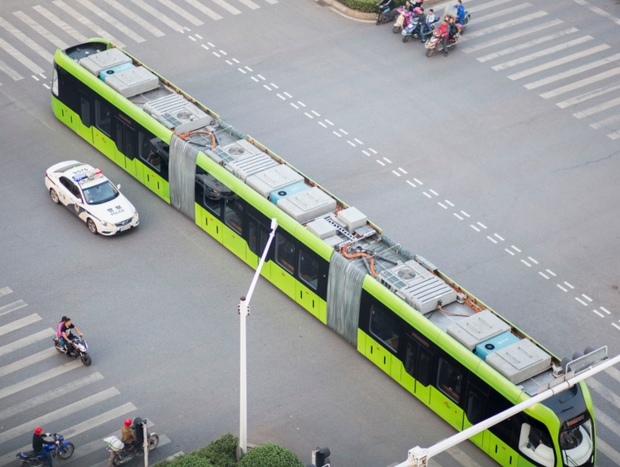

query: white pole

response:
[143,422,148,467]
[394,352,620,467]
[239,218,278,456]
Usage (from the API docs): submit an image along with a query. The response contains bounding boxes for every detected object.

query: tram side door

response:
[114,115,137,177]
[404,335,433,406]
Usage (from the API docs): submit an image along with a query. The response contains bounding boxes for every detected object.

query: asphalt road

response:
[1,0,620,466]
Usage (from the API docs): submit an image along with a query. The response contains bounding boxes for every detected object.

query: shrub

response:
[337,0,405,14]
[238,443,304,467]
[155,454,214,467]
[193,433,239,467]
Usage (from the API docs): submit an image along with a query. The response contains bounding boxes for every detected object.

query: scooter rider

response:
[420,8,437,42]
[121,419,139,450]
[60,317,83,352]
[377,0,396,22]
[454,0,465,25]
[32,427,54,467]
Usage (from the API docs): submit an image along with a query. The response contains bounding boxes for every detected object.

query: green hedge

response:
[337,0,406,14]
[238,443,304,467]
[153,434,303,467]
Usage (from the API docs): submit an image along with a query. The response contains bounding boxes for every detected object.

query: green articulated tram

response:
[52,39,596,467]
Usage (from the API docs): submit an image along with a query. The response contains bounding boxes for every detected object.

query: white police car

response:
[45,161,139,235]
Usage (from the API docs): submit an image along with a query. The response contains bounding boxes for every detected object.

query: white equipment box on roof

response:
[105,66,159,98]
[277,187,337,225]
[486,339,551,384]
[246,164,304,199]
[80,48,131,76]
[447,309,511,351]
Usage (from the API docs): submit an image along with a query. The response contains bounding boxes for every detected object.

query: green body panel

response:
[196,204,223,243]
[295,281,325,323]
[429,386,464,430]
[221,224,249,264]
[270,262,296,300]
[488,431,519,466]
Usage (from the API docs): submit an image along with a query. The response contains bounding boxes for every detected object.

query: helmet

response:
[124,419,132,427]
[34,427,43,435]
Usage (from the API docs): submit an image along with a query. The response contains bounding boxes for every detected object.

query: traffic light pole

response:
[239,218,278,457]
[394,349,620,467]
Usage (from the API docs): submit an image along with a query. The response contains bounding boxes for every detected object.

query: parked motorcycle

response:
[16,433,75,466]
[425,29,461,57]
[54,331,91,366]
[104,417,159,466]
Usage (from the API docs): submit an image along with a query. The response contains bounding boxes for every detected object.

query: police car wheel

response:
[86,218,97,234]
[50,189,59,204]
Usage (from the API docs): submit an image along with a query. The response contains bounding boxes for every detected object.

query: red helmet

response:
[124,419,132,427]
[34,427,43,435]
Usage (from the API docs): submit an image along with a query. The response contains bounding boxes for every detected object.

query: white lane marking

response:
[104,0,166,36]
[575,297,588,306]
[377,160,385,167]
[475,25,575,60]
[601,306,611,314]
[557,284,568,292]
[461,11,548,40]
[0,328,55,358]
[180,0,223,20]
[52,0,126,47]
[13,11,69,49]
[399,167,407,174]
[0,361,82,401]
[521,259,531,267]
[413,178,423,185]
[461,210,470,217]
[0,313,40,336]
[492,36,593,70]
[528,256,538,264]
[406,180,416,188]
[466,20,566,54]
[438,202,448,209]
[471,224,480,232]
[0,36,43,74]
[546,269,556,276]
[445,199,454,207]
[543,67,620,100]
[506,249,515,256]
[477,222,487,229]
[392,170,401,177]
[0,299,27,316]
[32,5,88,42]
[574,95,620,119]
[487,236,498,244]
[423,192,432,199]
[469,0,512,13]
[524,52,620,89]
[582,294,593,302]
[508,44,610,80]
[564,281,575,289]
[325,118,334,125]
[236,0,260,9]
[453,213,463,220]
[538,271,548,279]
[593,309,605,318]
[155,0,203,25]
[511,245,521,252]
[494,233,504,241]
[77,0,148,42]
[591,113,620,130]
[473,3,530,24]
[0,347,58,378]
[210,0,242,14]
[430,189,439,196]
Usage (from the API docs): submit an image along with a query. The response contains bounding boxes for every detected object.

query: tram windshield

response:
[560,416,594,466]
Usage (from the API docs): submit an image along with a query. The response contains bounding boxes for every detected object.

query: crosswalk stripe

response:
[0,347,59,378]
[461,11,548,40]
[540,56,620,99]
[235,0,261,10]
[492,36,593,70]
[0,402,137,467]
[76,0,146,43]
[0,286,12,296]
[0,328,55,357]
[0,372,104,420]
[555,80,620,108]
[0,387,120,444]
[0,58,21,80]
[88,435,171,467]
[0,360,82,401]
[156,0,204,26]
[0,36,43,74]
[181,0,223,21]
[0,15,53,62]
[127,0,185,32]
[507,44,610,80]
[103,0,166,37]
[263,0,278,4]
[470,0,512,13]
[574,96,620,119]
[587,377,620,406]
[608,131,620,140]
[52,1,126,48]
[13,10,69,49]
[0,299,27,316]
[466,20,568,55]
[209,0,242,15]
[473,3,530,24]
[0,313,40,336]
[596,438,620,465]
[591,113,620,130]
[444,446,480,467]
[524,52,620,90]
[31,5,88,43]
[603,365,620,383]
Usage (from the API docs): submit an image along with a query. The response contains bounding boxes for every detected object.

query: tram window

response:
[275,232,296,274]
[248,216,269,256]
[518,421,555,467]
[369,304,400,353]
[466,386,486,424]
[80,97,91,127]
[298,248,319,290]
[405,338,431,385]
[224,197,243,234]
[95,99,112,136]
[437,358,463,403]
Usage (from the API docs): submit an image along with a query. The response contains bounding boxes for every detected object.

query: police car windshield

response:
[82,181,119,205]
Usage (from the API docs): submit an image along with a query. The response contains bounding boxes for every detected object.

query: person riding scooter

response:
[377,0,396,23]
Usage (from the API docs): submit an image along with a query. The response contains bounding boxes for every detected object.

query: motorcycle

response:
[424,26,461,57]
[376,2,397,25]
[54,331,92,366]
[401,11,439,42]
[104,417,159,466]
[392,7,413,34]
[16,433,75,466]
